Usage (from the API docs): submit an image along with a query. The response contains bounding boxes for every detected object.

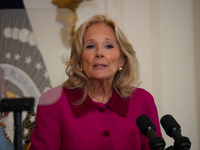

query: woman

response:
[30,14,162,150]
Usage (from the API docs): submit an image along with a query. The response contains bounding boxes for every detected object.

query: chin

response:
[93,76,113,81]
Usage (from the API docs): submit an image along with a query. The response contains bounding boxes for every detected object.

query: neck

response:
[87,79,113,104]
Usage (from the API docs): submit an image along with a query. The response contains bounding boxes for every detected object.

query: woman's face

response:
[82,23,125,81]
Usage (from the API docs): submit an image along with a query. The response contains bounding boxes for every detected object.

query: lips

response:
[93,64,107,68]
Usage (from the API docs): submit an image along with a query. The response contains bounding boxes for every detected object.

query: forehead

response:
[84,23,116,40]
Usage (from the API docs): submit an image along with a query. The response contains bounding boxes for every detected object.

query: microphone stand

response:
[149,136,166,150]
[164,136,191,150]
[165,145,190,150]
[164,138,191,150]
[0,98,34,150]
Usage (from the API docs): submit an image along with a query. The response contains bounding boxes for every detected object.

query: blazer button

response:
[98,107,106,113]
[102,130,110,137]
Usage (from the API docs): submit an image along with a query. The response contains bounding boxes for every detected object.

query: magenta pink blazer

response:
[30,87,162,150]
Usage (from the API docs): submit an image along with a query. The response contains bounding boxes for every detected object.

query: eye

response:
[105,45,113,49]
[86,45,95,49]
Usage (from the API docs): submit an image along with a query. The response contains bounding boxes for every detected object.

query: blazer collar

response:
[63,88,130,118]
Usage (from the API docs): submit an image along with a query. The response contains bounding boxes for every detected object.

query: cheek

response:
[109,54,123,66]
[82,52,93,68]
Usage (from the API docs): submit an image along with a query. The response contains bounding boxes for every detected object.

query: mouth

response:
[93,64,108,68]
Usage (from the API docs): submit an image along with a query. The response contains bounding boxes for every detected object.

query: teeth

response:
[95,65,105,67]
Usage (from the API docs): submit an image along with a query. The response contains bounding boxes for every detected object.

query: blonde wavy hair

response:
[63,14,140,104]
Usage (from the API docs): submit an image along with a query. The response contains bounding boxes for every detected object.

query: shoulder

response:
[38,86,64,105]
[132,88,154,99]
[130,87,155,107]
[38,87,84,105]
[131,88,158,112]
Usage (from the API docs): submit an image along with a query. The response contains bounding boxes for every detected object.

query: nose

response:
[96,46,104,58]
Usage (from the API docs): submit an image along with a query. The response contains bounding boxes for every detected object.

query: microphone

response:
[136,114,166,150]
[160,114,191,150]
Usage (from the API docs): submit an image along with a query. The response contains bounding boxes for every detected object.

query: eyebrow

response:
[104,38,114,44]
[84,39,94,44]
[84,38,116,45]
